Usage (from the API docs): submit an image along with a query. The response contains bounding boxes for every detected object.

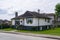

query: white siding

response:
[24,18,51,26]
[12,18,52,26]
[12,20,15,25]
[48,16,54,24]
[24,18,38,26]
[39,18,51,26]
[12,19,20,25]
[20,19,24,25]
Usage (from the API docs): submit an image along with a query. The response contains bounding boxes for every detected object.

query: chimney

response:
[38,9,40,13]
[15,12,18,18]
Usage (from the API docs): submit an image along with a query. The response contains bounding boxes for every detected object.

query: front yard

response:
[17,28,60,36]
[0,27,60,36]
[0,28,16,31]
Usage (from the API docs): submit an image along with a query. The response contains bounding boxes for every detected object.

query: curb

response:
[0,31,60,40]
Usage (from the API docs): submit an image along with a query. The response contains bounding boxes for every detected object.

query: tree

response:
[55,3,60,27]
[55,3,60,16]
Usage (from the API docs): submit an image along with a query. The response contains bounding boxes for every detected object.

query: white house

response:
[11,11,54,30]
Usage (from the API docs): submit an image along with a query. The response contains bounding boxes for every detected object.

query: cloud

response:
[0,0,60,20]
[0,9,7,14]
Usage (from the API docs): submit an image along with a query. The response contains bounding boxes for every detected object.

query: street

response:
[0,33,57,40]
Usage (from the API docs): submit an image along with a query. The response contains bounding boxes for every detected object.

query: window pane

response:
[26,18,33,24]
[15,21,20,25]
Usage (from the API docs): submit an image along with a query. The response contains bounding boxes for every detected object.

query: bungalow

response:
[11,10,54,30]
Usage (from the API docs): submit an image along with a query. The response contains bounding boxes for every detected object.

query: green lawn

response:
[2,28,15,31]
[1,27,60,36]
[17,28,60,36]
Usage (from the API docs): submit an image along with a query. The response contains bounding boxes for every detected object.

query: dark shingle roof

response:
[12,11,51,19]
[46,13,55,16]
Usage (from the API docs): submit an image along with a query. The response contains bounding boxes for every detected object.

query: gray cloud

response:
[0,0,60,20]
[0,9,7,14]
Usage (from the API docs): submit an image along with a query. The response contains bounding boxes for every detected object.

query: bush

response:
[0,23,11,29]
[32,27,38,31]
[10,25,16,29]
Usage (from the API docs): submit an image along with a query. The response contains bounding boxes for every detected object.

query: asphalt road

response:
[0,33,57,40]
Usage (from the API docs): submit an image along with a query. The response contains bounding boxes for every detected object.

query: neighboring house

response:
[0,19,11,25]
[11,11,55,30]
[3,20,11,25]
[0,19,3,25]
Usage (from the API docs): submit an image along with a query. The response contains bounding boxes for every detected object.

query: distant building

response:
[3,20,11,25]
[0,19,11,25]
[0,19,3,25]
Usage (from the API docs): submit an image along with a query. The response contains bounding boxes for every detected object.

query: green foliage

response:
[55,3,60,16]
[0,23,11,29]
[2,28,15,31]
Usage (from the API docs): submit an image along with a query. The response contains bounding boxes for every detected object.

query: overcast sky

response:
[0,0,60,20]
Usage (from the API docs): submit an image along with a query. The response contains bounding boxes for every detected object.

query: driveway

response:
[0,33,57,40]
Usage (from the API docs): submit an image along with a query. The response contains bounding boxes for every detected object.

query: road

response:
[0,33,57,40]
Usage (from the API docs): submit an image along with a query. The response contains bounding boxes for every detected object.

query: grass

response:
[1,27,60,36]
[17,28,60,36]
[2,28,16,31]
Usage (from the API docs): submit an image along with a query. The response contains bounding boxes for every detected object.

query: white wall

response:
[12,20,15,25]
[24,18,51,26]
[20,19,24,25]
[48,16,54,24]
[12,18,52,26]
[24,18,38,26]
[12,19,20,25]
[39,18,51,26]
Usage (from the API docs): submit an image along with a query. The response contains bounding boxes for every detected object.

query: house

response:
[0,19,3,25]
[0,19,11,25]
[3,20,11,25]
[11,11,54,30]
[0,19,11,29]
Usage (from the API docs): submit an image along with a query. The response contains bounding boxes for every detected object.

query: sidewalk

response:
[0,30,60,40]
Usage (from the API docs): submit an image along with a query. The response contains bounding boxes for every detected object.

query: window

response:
[15,21,20,25]
[26,18,33,24]
[48,19,50,23]
[20,21,22,23]
[45,18,50,23]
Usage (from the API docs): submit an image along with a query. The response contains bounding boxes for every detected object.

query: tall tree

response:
[55,3,60,16]
[55,3,60,27]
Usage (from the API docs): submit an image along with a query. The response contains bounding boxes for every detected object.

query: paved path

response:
[0,33,57,40]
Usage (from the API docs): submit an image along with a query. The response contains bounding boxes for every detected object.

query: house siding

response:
[20,19,24,25]
[12,20,15,25]
[24,18,38,26]
[23,18,51,26]
[48,16,54,25]
[39,18,51,26]
[12,18,52,26]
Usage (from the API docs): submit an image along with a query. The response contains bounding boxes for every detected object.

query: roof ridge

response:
[29,12,36,17]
